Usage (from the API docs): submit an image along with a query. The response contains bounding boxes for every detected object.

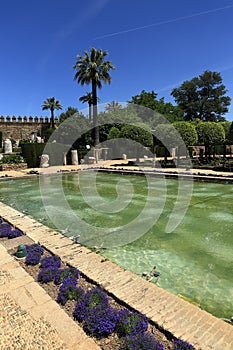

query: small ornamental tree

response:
[196,121,225,159]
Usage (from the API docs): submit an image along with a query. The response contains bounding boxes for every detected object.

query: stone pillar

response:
[71,150,79,165]
[63,152,67,166]
[4,139,12,153]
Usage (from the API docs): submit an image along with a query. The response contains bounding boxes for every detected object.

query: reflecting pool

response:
[0,172,232,319]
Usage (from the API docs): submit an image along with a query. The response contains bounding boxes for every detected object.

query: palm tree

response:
[79,92,100,121]
[105,101,122,113]
[42,97,63,128]
[73,47,115,147]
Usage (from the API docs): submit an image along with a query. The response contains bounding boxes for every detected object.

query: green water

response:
[0,172,232,319]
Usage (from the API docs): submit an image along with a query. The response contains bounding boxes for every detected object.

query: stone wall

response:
[0,163,28,171]
[0,116,59,145]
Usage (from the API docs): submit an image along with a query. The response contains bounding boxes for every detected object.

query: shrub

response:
[117,309,148,337]
[73,287,109,323]
[173,339,195,350]
[85,287,109,308]
[40,255,61,269]
[8,228,23,239]
[120,332,165,350]
[54,267,80,285]
[0,223,12,237]
[37,267,58,283]
[57,278,84,305]
[25,244,44,265]
[0,154,25,164]
[83,305,119,337]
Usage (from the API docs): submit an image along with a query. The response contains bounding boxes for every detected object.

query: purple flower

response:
[25,244,44,265]
[85,287,109,308]
[117,309,148,337]
[173,339,195,350]
[120,332,165,350]
[0,223,12,237]
[54,267,80,285]
[73,296,87,322]
[57,278,84,305]
[37,267,58,283]
[8,228,23,239]
[40,255,61,269]
[83,305,119,336]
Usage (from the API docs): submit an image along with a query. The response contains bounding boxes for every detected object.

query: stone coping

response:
[0,202,232,350]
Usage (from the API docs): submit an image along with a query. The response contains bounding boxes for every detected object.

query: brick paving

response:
[0,203,233,350]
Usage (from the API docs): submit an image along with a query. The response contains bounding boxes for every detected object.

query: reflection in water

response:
[0,173,232,318]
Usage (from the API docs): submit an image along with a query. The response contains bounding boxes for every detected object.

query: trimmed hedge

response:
[21,143,70,168]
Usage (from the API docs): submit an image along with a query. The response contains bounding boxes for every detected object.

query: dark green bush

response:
[0,154,25,164]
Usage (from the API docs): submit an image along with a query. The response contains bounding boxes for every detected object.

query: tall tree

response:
[104,101,122,113]
[73,47,115,147]
[79,92,99,121]
[128,90,184,124]
[171,71,231,122]
[42,97,62,128]
[59,106,79,123]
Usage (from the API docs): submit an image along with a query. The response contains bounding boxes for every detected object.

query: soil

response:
[10,245,174,350]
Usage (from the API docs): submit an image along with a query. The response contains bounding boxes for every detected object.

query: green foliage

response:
[120,124,153,147]
[0,154,25,164]
[171,70,231,121]
[196,122,225,146]
[42,97,63,128]
[59,106,79,123]
[173,121,198,146]
[21,143,45,168]
[128,90,184,124]
[108,126,121,139]
[73,47,115,146]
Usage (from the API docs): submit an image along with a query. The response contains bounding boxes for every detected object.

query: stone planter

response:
[0,163,28,171]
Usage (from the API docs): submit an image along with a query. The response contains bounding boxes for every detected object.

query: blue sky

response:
[1,0,233,120]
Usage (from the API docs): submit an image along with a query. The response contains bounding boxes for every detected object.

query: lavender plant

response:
[40,255,61,269]
[0,223,12,237]
[25,244,44,265]
[54,267,80,285]
[57,278,84,305]
[83,305,119,337]
[117,309,148,337]
[37,267,58,283]
[173,339,195,350]
[8,228,23,239]
[120,332,165,350]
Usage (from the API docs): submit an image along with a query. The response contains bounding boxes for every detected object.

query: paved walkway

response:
[0,203,233,350]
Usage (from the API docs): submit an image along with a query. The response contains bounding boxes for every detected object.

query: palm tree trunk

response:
[92,80,99,147]
[51,108,55,129]
[88,102,92,122]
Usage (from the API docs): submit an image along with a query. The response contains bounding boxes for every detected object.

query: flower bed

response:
[0,217,24,239]
[13,243,195,350]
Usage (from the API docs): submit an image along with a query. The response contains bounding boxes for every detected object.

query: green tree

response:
[171,71,231,122]
[42,97,63,128]
[128,90,184,124]
[79,93,100,121]
[104,101,123,113]
[196,121,225,159]
[155,124,178,161]
[59,106,79,123]
[173,121,198,162]
[73,47,115,147]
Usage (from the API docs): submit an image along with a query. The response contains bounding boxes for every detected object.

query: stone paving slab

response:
[1,203,233,350]
[0,241,101,350]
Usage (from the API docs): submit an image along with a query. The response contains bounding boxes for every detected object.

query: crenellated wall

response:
[0,116,59,142]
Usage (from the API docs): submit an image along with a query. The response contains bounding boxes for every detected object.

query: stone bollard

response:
[71,150,79,165]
